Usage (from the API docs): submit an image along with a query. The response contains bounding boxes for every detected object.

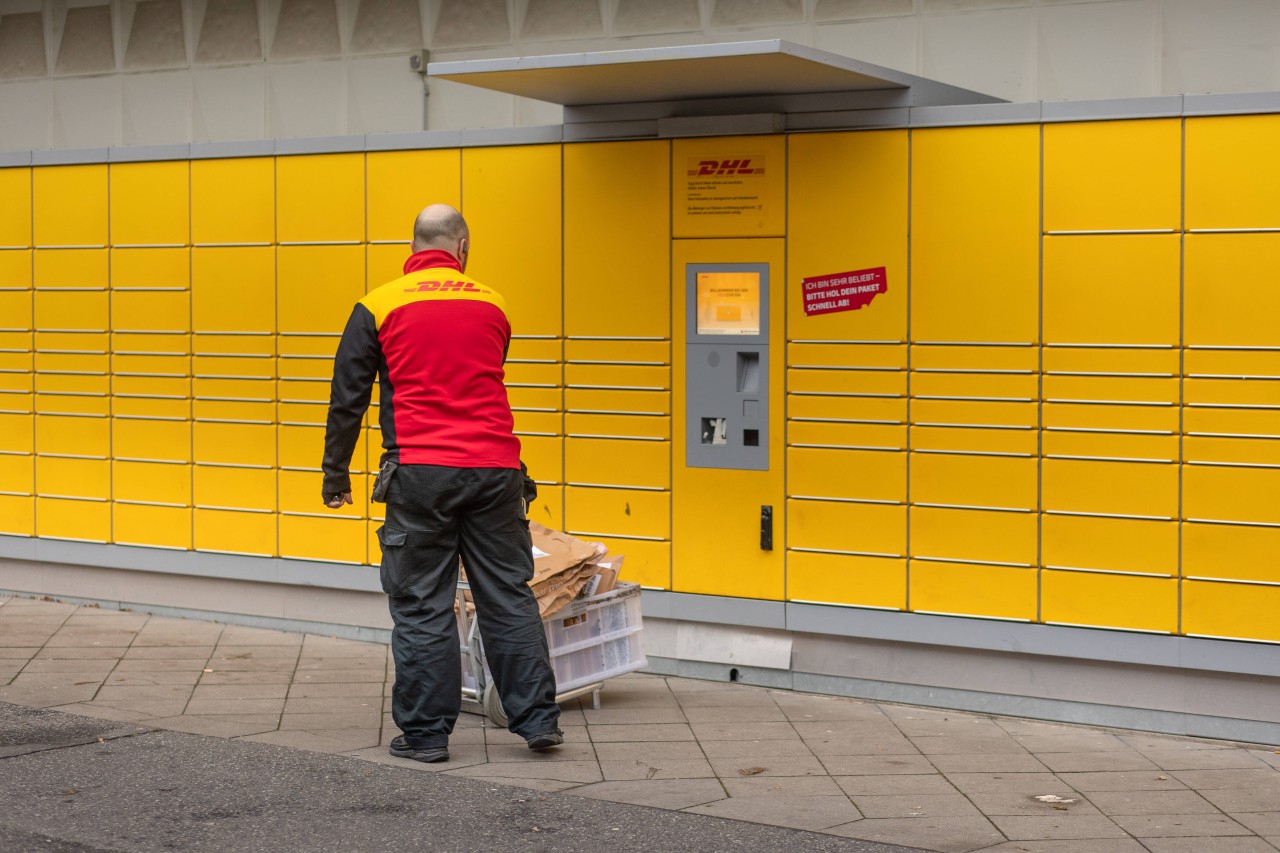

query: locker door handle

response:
[760,505,773,551]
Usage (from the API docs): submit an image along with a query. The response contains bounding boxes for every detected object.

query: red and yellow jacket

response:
[322,250,521,497]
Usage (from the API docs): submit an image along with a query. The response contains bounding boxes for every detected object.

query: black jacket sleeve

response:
[322,303,380,499]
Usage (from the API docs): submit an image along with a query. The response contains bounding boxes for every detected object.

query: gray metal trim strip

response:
[274,135,367,156]
[1041,96,1185,122]
[30,148,110,166]
[1184,90,1280,116]
[640,589,786,631]
[909,101,1041,128]
[189,140,277,160]
[108,144,192,163]
[0,151,33,167]
[562,121,660,142]
[787,108,910,132]
[458,125,564,147]
[364,129,464,151]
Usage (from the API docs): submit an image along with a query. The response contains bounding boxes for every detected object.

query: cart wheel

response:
[482,683,508,727]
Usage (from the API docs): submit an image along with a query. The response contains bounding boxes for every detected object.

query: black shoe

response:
[389,735,449,763]
[526,729,564,751]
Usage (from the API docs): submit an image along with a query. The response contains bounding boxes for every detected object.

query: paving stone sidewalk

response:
[2,594,1279,853]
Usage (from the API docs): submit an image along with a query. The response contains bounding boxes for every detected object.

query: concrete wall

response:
[3,0,1280,151]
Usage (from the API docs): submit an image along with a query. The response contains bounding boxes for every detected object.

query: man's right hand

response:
[325,491,353,509]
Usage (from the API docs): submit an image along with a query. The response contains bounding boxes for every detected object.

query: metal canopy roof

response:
[427,40,1002,112]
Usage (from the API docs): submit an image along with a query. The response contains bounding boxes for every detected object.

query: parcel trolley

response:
[457,581,647,726]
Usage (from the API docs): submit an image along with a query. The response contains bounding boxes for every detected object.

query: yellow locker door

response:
[672,239,785,600]
[192,246,276,334]
[564,140,670,338]
[462,145,562,337]
[672,136,786,239]
[787,551,907,611]
[910,125,1039,344]
[366,149,461,242]
[276,153,365,244]
[33,165,108,248]
[0,249,32,290]
[0,168,32,248]
[1185,234,1280,348]
[1186,115,1280,230]
[109,160,190,246]
[191,157,275,246]
[1043,118,1181,232]
[277,245,365,335]
[788,130,908,344]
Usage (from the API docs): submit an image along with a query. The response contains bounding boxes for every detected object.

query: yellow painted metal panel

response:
[910,452,1036,510]
[912,345,1038,373]
[109,161,189,246]
[279,514,367,564]
[519,434,562,484]
[1183,437,1280,467]
[1042,347,1179,376]
[0,291,32,330]
[595,537,669,591]
[113,504,191,550]
[1185,349,1280,379]
[1042,514,1177,575]
[1183,521,1280,584]
[564,364,669,391]
[35,413,109,456]
[911,125,1039,343]
[277,401,328,425]
[110,246,189,290]
[909,561,1036,620]
[1185,406,1280,438]
[1041,570,1177,632]
[33,165,108,248]
[1043,235,1180,345]
[909,506,1037,566]
[366,149,461,242]
[112,460,191,504]
[193,464,276,512]
[1042,402,1179,433]
[192,422,275,467]
[279,468,365,517]
[0,452,33,493]
[563,413,667,440]
[523,483,564,531]
[786,551,906,610]
[278,337,339,360]
[1183,464,1280,525]
[192,374,275,397]
[191,157,274,245]
[565,140,669,337]
[33,248,108,290]
[672,135,786,238]
[113,352,189,376]
[564,437,669,489]
[192,400,274,425]
[788,343,907,370]
[789,130,907,343]
[111,290,190,333]
[280,422,364,472]
[191,247,276,334]
[0,331,33,349]
[0,249,32,289]
[508,339,561,362]
[1042,430,1178,462]
[911,371,1037,401]
[788,368,906,397]
[564,486,669,539]
[0,413,34,452]
[1042,375,1179,405]
[36,497,110,542]
[277,378,331,405]
[35,373,109,396]
[790,420,906,450]
[193,507,276,556]
[36,456,109,500]
[505,361,561,387]
[463,145,562,336]
[1185,378,1280,408]
[1186,115,1280,229]
[788,498,905,556]
[34,331,108,353]
[1042,458,1178,518]
[788,447,905,502]
[508,386,562,413]
[114,332,190,355]
[511,409,560,438]
[0,495,34,536]
[564,339,670,365]
[1182,579,1280,642]
[112,418,191,463]
[0,169,31,247]
[788,394,906,424]
[34,394,110,417]
[277,245,365,335]
[114,399,190,421]
[564,389,668,416]
[911,399,1038,428]
[1185,233,1280,348]
[1043,118,1181,231]
[276,154,365,244]
[366,243,408,292]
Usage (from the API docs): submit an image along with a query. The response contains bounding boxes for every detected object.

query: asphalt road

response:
[0,703,922,853]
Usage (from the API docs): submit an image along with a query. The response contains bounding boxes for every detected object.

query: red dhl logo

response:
[404,280,485,293]
[688,159,763,176]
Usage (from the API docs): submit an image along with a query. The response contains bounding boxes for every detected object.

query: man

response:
[321,204,562,763]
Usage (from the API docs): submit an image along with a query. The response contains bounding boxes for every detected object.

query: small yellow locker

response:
[787,550,906,611]
[910,560,1036,621]
[113,504,192,550]
[1041,570,1177,633]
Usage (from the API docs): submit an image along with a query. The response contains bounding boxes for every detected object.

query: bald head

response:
[412,204,470,269]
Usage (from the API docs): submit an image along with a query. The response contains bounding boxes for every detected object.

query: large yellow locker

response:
[788,130,907,343]
[35,412,109,457]
[111,418,190,463]
[191,157,274,245]
[1042,514,1177,575]
[0,494,34,536]
[910,561,1036,621]
[1043,118,1181,232]
[564,486,669,540]
[35,456,110,500]
[462,145,562,337]
[192,247,276,334]
[1185,234,1280,348]
[0,249,32,288]
[1041,571,1177,633]
[909,506,1037,567]
[788,498,905,556]
[280,514,367,564]
[1182,521,1280,584]
[591,537,669,591]
[788,447,905,503]
[33,290,108,332]
[276,154,365,244]
[672,135,786,239]
[1043,235,1180,345]
[790,420,906,451]
[111,290,190,334]
[563,437,669,490]
[111,246,190,290]
[0,168,31,247]
[911,125,1039,344]
[193,507,276,557]
[0,452,34,495]
[0,413,33,452]
[367,242,409,290]
[1183,464,1280,525]
[367,149,461,242]
[112,460,191,505]
[1186,115,1280,229]
[113,504,191,550]
[564,140,670,338]
[277,245,366,335]
[36,497,110,542]
[193,464,275,512]
[109,161,190,246]
[33,165,108,248]
[0,291,32,331]
[1042,458,1178,519]
[1182,579,1280,643]
[278,468,365,517]
[787,550,906,610]
[192,422,276,468]
[519,434,562,485]
[910,452,1036,510]
[33,247,108,290]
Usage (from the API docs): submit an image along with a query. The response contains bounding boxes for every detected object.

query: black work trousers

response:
[377,464,558,748]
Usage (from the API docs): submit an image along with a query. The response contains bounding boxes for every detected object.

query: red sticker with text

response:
[802,267,887,317]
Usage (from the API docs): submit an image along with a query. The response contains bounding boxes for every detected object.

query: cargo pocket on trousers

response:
[376,525,409,596]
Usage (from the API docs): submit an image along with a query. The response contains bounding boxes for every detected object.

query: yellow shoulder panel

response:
[360,268,507,329]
